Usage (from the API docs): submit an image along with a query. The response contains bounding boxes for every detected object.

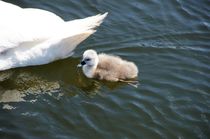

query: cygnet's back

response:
[94,53,138,81]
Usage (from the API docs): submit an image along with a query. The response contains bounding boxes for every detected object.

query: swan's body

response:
[0,1,107,71]
[78,50,138,82]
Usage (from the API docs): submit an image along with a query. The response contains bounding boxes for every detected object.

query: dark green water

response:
[1,0,210,138]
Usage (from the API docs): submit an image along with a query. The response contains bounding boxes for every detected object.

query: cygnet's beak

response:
[77,61,86,67]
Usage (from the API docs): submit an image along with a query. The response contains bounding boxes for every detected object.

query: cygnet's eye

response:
[86,58,91,61]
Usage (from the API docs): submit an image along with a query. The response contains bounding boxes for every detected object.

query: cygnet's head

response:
[78,49,99,68]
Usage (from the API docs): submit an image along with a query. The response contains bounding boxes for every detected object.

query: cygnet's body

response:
[78,50,138,82]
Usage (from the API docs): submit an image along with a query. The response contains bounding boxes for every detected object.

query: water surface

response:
[1,0,210,139]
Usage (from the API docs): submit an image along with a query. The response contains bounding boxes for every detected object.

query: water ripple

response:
[1,0,210,139]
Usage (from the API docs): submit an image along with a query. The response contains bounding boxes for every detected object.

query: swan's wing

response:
[0,1,64,53]
[0,26,49,53]
[0,1,108,55]
[0,1,21,11]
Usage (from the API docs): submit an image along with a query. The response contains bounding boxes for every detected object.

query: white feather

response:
[0,1,108,71]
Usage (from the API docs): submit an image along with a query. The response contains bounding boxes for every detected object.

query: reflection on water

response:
[0,71,60,104]
[0,58,128,106]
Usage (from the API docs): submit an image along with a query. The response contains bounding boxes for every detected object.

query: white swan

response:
[0,1,107,71]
